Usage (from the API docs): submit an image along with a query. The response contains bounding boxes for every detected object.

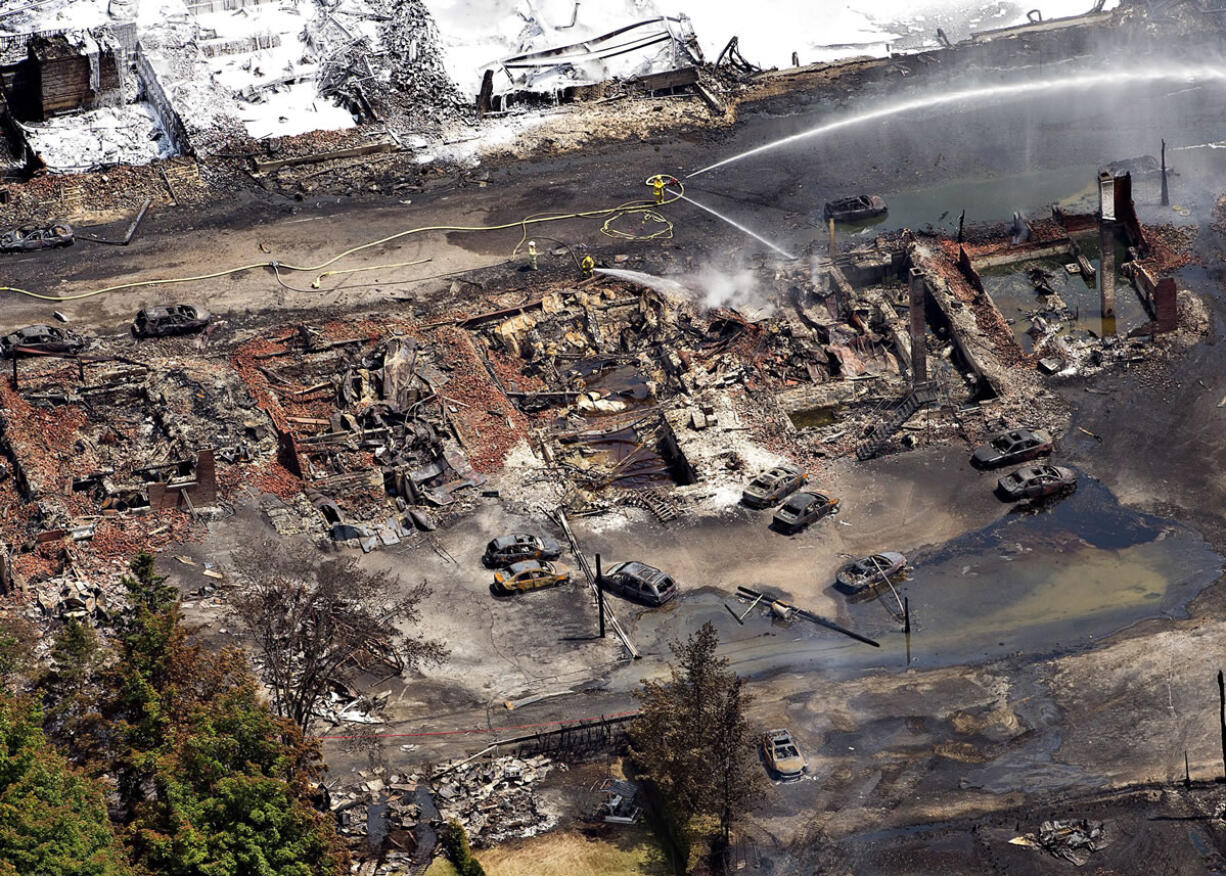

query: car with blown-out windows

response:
[0,324,85,358]
[996,464,1077,502]
[970,428,1053,469]
[132,304,212,338]
[834,552,907,595]
[492,560,570,594]
[0,221,73,253]
[482,534,564,568]
[599,561,677,606]
[771,491,840,533]
[741,463,806,509]
[823,194,887,223]
[763,729,807,781]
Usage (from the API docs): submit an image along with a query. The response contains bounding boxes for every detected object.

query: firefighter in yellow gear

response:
[527,240,538,270]
[652,177,666,204]
[580,254,595,279]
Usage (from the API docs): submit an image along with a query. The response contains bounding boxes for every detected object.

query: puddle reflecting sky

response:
[842,475,1220,670]
[621,476,1220,680]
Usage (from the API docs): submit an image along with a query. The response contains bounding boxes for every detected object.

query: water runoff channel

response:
[618,63,1226,679]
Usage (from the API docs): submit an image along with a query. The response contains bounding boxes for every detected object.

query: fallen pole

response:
[555,510,639,659]
[75,197,153,246]
[735,585,879,647]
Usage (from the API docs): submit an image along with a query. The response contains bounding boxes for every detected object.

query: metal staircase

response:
[855,382,938,461]
[622,489,684,523]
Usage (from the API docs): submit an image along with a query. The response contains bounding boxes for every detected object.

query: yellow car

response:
[493,560,571,594]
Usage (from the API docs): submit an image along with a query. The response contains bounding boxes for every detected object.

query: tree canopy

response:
[0,694,131,876]
[230,538,446,733]
[31,553,348,876]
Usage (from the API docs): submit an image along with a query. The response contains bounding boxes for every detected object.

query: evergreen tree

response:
[39,619,108,767]
[630,622,763,849]
[0,694,131,876]
[40,553,348,876]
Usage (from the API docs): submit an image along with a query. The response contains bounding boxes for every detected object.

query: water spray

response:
[669,188,797,260]
[687,66,1226,178]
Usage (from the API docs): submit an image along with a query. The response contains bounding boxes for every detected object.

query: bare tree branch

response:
[230,538,447,733]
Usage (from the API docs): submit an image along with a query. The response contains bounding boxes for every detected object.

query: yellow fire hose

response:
[0,177,685,303]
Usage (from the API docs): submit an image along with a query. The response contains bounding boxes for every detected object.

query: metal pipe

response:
[556,1,581,29]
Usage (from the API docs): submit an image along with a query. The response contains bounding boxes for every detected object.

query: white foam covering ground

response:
[0,0,1119,169]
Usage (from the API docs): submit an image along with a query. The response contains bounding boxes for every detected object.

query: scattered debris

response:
[1010,819,1109,866]
[431,754,557,845]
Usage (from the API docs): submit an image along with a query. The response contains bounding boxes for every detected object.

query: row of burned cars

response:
[736,425,1076,595]
[740,427,1077,782]
[480,534,677,605]
[480,534,808,783]
[0,305,212,358]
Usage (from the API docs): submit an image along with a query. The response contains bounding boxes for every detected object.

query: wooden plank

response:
[635,66,699,91]
[253,141,397,173]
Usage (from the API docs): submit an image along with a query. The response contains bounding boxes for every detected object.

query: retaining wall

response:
[133,45,191,156]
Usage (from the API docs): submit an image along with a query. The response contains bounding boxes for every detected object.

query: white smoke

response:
[595,265,777,317]
[686,264,775,316]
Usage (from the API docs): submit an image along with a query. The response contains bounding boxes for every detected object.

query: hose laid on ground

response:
[0,178,685,304]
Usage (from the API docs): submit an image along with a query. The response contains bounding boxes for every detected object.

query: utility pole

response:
[1097,172,1117,332]
[908,267,928,384]
[595,553,606,638]
[1218,670,1226,780]
[904,596,912,666]
[1161,138,1170,207]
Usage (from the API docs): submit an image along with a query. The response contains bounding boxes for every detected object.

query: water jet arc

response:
[687,67,1226,179]
[670,189,797,260]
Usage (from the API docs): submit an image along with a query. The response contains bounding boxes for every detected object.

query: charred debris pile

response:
[0,185,1202,615]
[233,322,487,548]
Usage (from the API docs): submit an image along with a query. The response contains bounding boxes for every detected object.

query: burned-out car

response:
[771,491,839,534]
[132,304,212,338]
[741,463,806,509]
[763,728,807,781]
[599,561,677,606]
[835,552,907,594]
[0,222,73,253]
[823,194,887,223]
[482,533,564,568]
[0,324,85,358]
[996,464,1077,502]
[493,560,570,594]
[971,428,1053,469]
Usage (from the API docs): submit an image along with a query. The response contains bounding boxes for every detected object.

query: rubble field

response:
[0,162,1210,870]
[7,3,1226,871]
